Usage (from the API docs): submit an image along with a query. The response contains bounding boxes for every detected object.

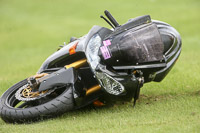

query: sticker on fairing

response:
[103,40,111,47]
[100,46,111,60]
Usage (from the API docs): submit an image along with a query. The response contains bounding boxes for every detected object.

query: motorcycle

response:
[0,10,181,123]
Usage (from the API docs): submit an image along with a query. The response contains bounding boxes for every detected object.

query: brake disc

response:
[15,84,55,101]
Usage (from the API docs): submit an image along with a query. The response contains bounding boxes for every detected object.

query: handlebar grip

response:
[104,10,120,27]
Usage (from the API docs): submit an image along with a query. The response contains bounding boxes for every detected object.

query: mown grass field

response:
[0,0,200,132]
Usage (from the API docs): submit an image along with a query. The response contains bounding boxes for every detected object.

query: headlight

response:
[86,34,101,70]
[95,72,125,95]
[86,34,125,95]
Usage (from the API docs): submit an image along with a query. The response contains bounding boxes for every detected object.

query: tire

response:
[0,79,74,123]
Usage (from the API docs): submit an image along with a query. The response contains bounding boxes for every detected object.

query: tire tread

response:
[0,79,74,123]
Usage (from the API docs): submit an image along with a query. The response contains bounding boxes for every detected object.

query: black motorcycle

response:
[0,10,181,123]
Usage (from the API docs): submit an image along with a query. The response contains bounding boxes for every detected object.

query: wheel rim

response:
[5,79,69,109]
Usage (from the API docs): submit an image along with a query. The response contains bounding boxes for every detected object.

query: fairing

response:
[37,19,181,98]
[37,25,106,74]
[98,22,165,66]
[153,20,182,82]
[37,36,86,74]
[109,20,182,82]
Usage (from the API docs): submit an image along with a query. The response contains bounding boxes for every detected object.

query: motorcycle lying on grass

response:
[0,10,181,123]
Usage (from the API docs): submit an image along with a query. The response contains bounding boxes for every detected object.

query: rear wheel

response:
[0,79,74,123]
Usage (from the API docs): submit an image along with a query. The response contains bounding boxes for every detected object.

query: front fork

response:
[64,58,102,96]
[65,59,102,107]
[28,58,102,97]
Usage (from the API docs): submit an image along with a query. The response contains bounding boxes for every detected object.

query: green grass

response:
[0,0,200,132]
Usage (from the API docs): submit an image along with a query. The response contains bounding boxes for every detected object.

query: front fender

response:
[38,67,77,92]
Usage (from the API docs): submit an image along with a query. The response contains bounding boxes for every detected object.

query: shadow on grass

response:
[57,89,200,120]
[3,89,199,124]
[138,89,200,105]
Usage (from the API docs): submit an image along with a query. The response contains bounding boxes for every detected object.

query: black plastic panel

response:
[99,23,164,66]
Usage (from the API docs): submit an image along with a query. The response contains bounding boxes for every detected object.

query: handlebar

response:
[104,10,120,27]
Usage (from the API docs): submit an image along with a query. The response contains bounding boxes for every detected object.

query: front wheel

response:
[0,79,74,123]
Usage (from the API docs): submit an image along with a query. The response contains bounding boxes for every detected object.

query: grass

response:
[0,0,200,132]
